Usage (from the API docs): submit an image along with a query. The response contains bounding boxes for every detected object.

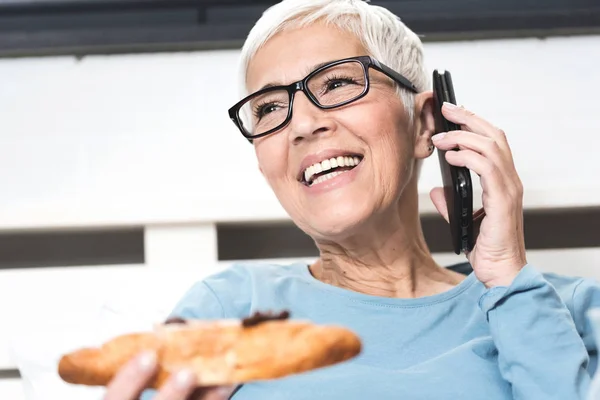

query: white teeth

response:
[302,155,362,185]
[304,168,311,183]
[312,170,344,185]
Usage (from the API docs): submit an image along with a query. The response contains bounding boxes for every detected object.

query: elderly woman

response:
[104,1,600,399]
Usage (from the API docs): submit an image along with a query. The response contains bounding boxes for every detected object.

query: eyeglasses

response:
[227,56,418,141]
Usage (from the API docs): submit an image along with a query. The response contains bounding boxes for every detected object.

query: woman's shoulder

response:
[169,261,309,320]
[207,260,309,285]
[541,270,600,329]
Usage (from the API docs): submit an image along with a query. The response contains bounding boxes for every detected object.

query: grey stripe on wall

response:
[217,206,600,260]
[0,369,20,379]
[0,228,144,269]
[0,207,597,268]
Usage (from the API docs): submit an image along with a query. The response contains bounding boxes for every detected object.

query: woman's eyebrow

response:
[305,60,335,75]
[258,82,281,91]
[257,59,338,91]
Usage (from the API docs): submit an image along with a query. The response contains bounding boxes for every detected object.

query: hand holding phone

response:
[432,70,475,255]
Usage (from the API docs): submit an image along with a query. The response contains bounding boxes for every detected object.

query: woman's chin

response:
[301,203,374,241]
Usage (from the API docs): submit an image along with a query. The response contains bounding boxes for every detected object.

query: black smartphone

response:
[432,70,474,255]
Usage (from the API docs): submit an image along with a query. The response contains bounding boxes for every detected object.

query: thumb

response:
[430,187,449,223]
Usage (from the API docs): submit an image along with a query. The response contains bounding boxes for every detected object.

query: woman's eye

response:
[327,80,345,90]
[325,78,356,91]
[255,103,278,118]
[262,104,277,115]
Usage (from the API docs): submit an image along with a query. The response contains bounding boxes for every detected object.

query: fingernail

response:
[432,132,446,141]
[174,369,196,388]
[137,351,157,371]
[443,102,459,110]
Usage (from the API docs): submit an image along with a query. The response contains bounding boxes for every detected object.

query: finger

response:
[104,351,158,400]
[429,187,449,223]
[187,386,236,400]
[432,130,507,169]
[473,207,486,222]
[431,186,486,225]
[441,102,497,138]
[441,103,512,153]
[444,149,505,198]
[154,369,198,400]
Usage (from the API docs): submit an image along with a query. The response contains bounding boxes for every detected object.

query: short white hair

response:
[238,0,430,120]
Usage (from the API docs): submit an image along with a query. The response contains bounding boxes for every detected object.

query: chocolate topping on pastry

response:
[164,317,187,325]
[242,310,290,327]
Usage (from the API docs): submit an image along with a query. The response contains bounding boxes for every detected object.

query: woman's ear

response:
[413,91,436,160]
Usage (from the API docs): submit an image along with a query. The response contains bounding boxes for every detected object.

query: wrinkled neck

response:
[311,185,464,298]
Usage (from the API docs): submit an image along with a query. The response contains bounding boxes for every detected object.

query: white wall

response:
[0,35,599,230]
[1,34,600,399]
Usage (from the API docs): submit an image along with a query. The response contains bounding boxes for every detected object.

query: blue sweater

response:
[143,262,600,399]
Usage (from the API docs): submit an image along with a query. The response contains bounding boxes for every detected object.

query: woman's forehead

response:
[245,24,366,93]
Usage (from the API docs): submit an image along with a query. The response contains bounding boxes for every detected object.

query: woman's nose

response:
[288,92,334,144]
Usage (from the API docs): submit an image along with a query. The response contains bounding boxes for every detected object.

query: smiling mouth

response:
[300,155,363,187]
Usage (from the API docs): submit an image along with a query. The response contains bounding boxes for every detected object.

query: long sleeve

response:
[572,277,600,377]
[479,264,591,399]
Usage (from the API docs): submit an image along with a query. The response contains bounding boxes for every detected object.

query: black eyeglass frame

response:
[227,55,419,141]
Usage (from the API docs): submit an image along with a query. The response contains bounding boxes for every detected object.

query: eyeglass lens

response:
[238,60,366,137]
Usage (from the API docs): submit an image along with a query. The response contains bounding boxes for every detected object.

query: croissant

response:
[58,312,362,389]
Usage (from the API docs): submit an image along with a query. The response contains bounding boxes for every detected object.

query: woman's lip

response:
[302,160,363,193]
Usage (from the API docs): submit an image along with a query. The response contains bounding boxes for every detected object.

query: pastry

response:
[58,311,362,388]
